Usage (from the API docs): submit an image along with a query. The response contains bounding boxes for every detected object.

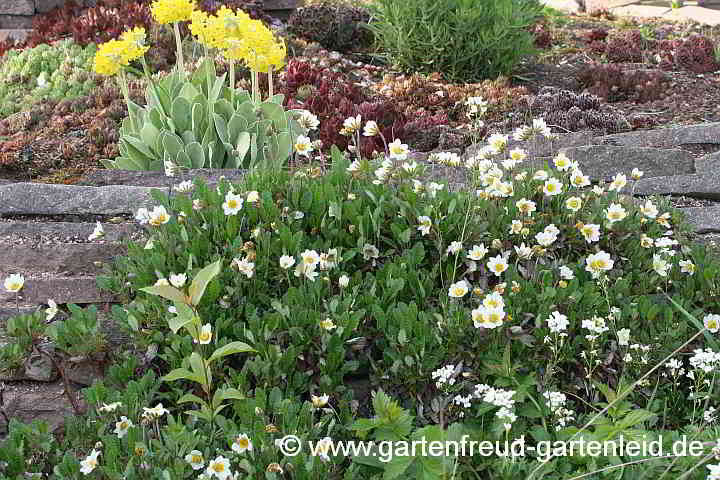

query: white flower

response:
[114,416,133,438]
[487,255,508,276]
[155,278,170,287]
[297,110,320,130]
[319,318,336,330]
[45,299,58,321]
[605,203,627,223]
[448,280,470,298]
[583,316,609,334]
[143,403,170,419]
[88,221,105,241]
[362,244,379,260]
[580,223,601,243]
[509,148,527,162]
[4,273,24,293]
[222,192,244,216]
[467,244,488,261]
[592,185,605,195]
[680,259,696,275]
[363,120,379,137]
[553,152,572,171]
[509,220,523,235]
[342,115,361,134]
[206,456,232,479]
[570,170,591,188]
[232,257,255,279]
[585,251,614,277]
[388,139,409,160]
[246,191,259,204]
[447,241,463,255]
[300,250,320,268]
[535,231,557,247]
[487,133,509,153]
[347,160,361,172]
[640,200,659,219]
[279,255,296,269]
[483,292,505,309]
[135,207,151,224]
[338,275,350,288]
[516,198,537,217]
[80,449,101,475]
[515,243,533,259]
[543,178,563,196]
[547,311,569,333]
[164,159,178,177]
[311,394,330,408]
[534,170,549,181]
[608,173,627,192]
[631,168,644,180]
[293,211,305,220]
[652,254,670,277]
[294,135,314,157]
[472,306,505,329]
[705,314,720,333]
[185,450,205,470]
[148,206,171,226]
[417,216,432,236]
[98,402,122,413]
[196,324,212,344]
[312,437,333,462]
[231,433,253,454]
[427,182,444,198]
[559,266,575,280]
[565,196,582,212]
[617,328,631,346]
[640,234,654,248]
[173,180,194,193]
[169,273,187,288]
[466,96,488,116]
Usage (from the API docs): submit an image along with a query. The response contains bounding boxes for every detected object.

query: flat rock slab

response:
[79,168,247,187]
[596,123,720,149]
[1,381,79,433]
[0,221,142,243]
[0,243,126,275]
[680,206,720,233]
[0,277,117,304]
[633,174,720,200]
[560,145,695,181]
[0,183,159,216]
[695,151,720,174]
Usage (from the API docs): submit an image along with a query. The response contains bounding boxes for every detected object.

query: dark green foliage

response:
[367,0,544,82]
[287,1,374,53]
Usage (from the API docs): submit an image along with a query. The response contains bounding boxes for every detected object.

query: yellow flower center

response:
[237,438,249,448]
[199,331,211,342]
[228,199,238,208]
[191,454,202,463]
[494,264,505,272]
[590,260,607,270]
[213,463,225,472]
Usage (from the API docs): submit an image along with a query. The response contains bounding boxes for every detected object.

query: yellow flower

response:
[93,39,131,76]
[150,0,195,24]
[120,27,150,61]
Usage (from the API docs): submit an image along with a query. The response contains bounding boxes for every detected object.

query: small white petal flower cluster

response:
[546,311,569,334]
[543,391,576,431]
[689,348,720,374]
[582,316,608,341]
[431,364,456,389]
[474,384,517,430]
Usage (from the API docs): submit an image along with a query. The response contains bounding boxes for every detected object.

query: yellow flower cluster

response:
[150,0,196,24]
[189,6,286,73]
[93,28,149,76]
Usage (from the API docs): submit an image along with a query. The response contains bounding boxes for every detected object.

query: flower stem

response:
[268,67,274,100]
[229,60,235,107]
[173,22,185,76]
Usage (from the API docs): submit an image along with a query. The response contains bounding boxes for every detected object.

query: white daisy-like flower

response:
[516,198,537,217]
[565,196,582,212]
[88,221,105,241]
[553,152,572,171]
[114,416,133,438]
[631,168,644,180]
[448,280,470,298]
[342,115,361,133]
[363,120,379,137]
[447,241,463,255]
[148,206,171,226]
[232,257,255,279]
[487,255,509,277]
[223,192,244,216]
[546,311,569,333]
[280,255,296,269]
[535,231,557,247]
[559,266,575,280]
[608,173,627,192]
[294,135,314,157]
[605,203,627,223]
[514,243,533,259]
[570,170,591,188]
[311,393,330,408]
[185,450,205,470]
[543,178,563,196]
[417,216,432,236]
[297,110,320,130]
[640,200,659,219]
[196,324,212,344]
[231,433,253,454]
[585,251,614,277]
[704,314,720,333]
[206,456,232,480]
[45,299,58,321]
[4,273,24,293]
[246,191,260,204]
[679,259,695,275]
[467,244,488,261]
[168,273,187,288]
[388,139,409,160]
[80,449,101,475]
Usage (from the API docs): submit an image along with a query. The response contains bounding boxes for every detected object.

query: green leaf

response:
[162,368,203,384]
[214,113,229,144]
[140,285,187,304]
[667,295,720,351]
[177,393,207,406]
[161,132,184,160]
[188,259,222,307]
[185,142,205,169]
[167,314,196,335]
[171,96,191,132]
[208,341,256,364]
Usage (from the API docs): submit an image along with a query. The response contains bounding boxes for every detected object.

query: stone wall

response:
[0,0,95,30]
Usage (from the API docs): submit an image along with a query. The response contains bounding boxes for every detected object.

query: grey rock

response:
[0,183,159,215]
[79,168,247,187]
[560,145,695,181]
[0,221,142,243]
[596,122,720,149]
[633,174,720,200]
[0,277,117,304]
[0,15,34,29]
[680,206,720,233]
[0,0,33,15]
[0,306,38,323]
[24,343,58,382]
[64,358,104,387]
[1,381,80,433]
[34,0,67,13]
[695,151,720,174]
[0,243,126,275]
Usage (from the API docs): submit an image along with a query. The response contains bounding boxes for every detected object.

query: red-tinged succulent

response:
[577,63,670,103]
